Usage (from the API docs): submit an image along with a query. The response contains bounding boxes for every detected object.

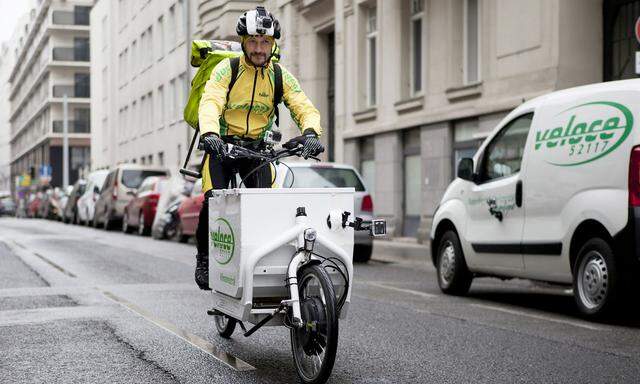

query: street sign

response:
[636,16,640,44]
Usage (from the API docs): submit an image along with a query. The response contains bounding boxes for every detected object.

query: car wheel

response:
[353,244,373,263]
[436,230,473,295]
[573,238,622,318]
[175,222,188,243]
[103,211,112,230]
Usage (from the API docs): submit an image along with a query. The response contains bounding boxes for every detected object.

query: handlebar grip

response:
[179,168,202,179]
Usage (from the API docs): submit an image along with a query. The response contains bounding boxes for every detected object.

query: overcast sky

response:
[0,0,30,44]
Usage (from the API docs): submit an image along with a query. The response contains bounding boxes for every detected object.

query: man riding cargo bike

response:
[191,6,324,290]
[181,6,385,384]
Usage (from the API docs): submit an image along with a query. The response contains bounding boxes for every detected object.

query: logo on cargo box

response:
[210,218,235,265]
[534,101,633,166]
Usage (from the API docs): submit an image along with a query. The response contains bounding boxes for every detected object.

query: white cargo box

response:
[208,188,354,322]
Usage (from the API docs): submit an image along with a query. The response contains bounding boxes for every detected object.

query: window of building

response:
[177,72,185,120]
[141,156,146,165]
[157,16,165,59]
[101,67,108,100]
[410,0,423,95]
[158,151,164,166]
[147,91,153,132]
[146,26,153,67]
[157,85,165,128]
[176,0,185,42]
[101,16,108,50]
[168,5,176,48]
[464,0,480,84]
[131,101,137,139]
[148,154,153,165]
[366,7,378,107]
[359,137,375,200]
[131,40,137,77]
[403,129,422,237]
[169,79,176,122]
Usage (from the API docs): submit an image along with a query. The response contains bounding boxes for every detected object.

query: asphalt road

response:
[1,217,639,383]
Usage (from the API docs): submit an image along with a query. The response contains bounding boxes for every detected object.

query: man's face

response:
[244,35,273,67]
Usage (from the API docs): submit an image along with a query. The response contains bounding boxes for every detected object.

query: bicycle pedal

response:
[206,308,224,316]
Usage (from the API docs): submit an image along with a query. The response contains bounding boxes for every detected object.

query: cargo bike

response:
[180,133,386,383]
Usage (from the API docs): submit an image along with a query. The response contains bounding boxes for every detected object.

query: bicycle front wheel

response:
[290,264,339,384]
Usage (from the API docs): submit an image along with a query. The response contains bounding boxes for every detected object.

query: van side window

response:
[480,113,533,183]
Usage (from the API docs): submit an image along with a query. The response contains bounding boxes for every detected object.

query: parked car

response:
[45,187,68,221]
[38,189,53,219]
[94,165,170,230]
[0,197,16,216]
[77,170,110,226]
[175,178,203,243]
[122,176,167,236]
[273,162,375,262]
[63,180,86,223]
[430,79,640,319]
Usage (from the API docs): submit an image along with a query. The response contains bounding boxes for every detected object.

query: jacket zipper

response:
[245,69,258,137]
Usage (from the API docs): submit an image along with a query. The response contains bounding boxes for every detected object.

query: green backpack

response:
[183,40,283,131]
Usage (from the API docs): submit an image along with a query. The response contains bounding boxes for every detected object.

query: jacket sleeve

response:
[198,58,232,136]
[280,65,322,136]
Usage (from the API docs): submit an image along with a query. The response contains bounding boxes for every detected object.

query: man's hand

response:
[300,129,324,159]
[201,133,227,157]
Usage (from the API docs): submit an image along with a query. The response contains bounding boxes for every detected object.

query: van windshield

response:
[284,167,365,191]
[122,170,167,189]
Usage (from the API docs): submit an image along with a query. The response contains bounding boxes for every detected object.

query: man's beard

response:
[249,53,267,66]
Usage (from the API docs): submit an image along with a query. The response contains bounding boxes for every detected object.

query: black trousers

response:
[195,154,272,255]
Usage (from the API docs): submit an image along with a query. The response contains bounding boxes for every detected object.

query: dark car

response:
[94,164,170,230]
[122,176,167,236]
[175,179,203,243]
[63,180,86,223]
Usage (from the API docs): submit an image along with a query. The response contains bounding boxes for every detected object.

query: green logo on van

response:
[534,101,633,166]
[210,218,235,265]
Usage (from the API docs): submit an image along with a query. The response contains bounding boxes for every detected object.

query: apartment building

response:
[9,0,93,193]
[0,42,15,193]
[90,0,200,172]
[198,0,640,242]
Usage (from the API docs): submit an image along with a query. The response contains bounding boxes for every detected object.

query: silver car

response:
[274,162,375,262]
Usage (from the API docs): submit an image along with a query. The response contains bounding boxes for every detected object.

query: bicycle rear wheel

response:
[290,264,339,384]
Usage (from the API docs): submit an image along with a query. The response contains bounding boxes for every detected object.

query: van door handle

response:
[516,180,523,208]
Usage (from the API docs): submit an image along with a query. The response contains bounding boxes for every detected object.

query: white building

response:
[196,0,638,243]
[9,0,93,194]
[90,0,200,172]
[0,42,16,193]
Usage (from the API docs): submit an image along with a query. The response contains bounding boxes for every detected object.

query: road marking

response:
[0,306,113,327]
[362,282,438,299]
[102,290,255,372]
[32,251,77,278]
[471,303,605,331]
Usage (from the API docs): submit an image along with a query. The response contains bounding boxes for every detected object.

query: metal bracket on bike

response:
[342,211,388,237]
[243,303,288,337]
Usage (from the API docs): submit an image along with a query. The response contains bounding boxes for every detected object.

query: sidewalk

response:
[371,237,432,267]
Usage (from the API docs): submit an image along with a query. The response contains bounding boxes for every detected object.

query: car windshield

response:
[284,167,365,191]
[122,170,167,189]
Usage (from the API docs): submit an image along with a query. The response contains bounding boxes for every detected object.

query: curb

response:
[371,239,431,267]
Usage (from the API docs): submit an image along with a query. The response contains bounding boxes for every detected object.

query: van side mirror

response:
[457,158,475,182]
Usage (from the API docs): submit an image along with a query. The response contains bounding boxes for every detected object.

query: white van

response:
[430,79,640,318]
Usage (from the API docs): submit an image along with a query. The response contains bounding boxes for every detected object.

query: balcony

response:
[52,85,90,98]
[52,120,91,134]
[52,10,90,26]
[52,47,90,62]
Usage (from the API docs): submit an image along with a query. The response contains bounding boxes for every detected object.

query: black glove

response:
[300,129,324,159]
[201,133,226,157]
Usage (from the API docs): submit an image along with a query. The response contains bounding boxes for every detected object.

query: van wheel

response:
[436,231,472,295]
[573,238,621,318]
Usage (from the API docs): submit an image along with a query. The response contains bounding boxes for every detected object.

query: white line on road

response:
[361,282,438,299]
[471,303,605,331]
[101,290,256,372]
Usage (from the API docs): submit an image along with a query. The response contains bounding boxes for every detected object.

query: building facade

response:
[9,0,93,193]
[198,0,636,242]
[90,0,200,173]
[0,42,16,193]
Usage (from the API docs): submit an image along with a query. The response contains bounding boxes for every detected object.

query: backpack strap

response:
[273,62,283,127]
[226,56,240,102]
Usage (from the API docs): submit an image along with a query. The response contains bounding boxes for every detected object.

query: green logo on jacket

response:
[535,101,633,166]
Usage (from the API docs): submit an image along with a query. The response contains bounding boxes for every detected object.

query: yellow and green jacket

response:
[198,55,322,192]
